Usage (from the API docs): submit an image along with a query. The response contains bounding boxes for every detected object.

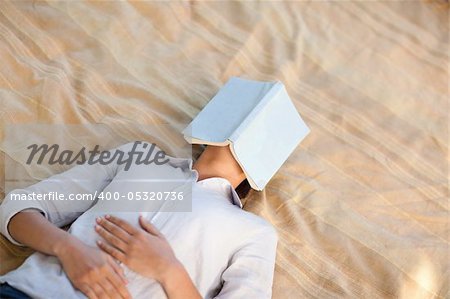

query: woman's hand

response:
[95,215,202,299]
[56,236,131,299]
[95,215,179,283]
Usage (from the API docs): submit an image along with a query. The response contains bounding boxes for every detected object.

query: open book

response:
[182,77,310,191]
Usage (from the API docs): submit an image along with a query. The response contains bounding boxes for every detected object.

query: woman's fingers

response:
[78,284,98,299]
[138,215,162,237]
[99,278,118,299]
[107,268,131,299]
[108,257,128,284]
[97,240,126,263]
[91,283,107,299]
[96,217,131,243]
[95,224,128,252]
[104,215,138,235]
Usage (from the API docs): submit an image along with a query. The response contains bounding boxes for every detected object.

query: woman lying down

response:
[0,143,277,299]
[0,78,309,298]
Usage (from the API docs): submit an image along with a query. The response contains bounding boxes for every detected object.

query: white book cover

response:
[182,77,310,191]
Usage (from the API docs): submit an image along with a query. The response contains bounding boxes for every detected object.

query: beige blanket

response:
[0,1,448,298]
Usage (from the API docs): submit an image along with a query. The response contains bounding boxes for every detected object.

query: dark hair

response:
[235,179,252,199]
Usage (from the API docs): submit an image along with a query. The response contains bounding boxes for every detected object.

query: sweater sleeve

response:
[0,142,136,246]
[214,224,278,299]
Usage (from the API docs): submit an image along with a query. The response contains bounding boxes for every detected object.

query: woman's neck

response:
[192,146,245,189]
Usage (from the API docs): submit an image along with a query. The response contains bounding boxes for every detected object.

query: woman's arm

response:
[214,224,278,299]
[0,142,149,246]
[95,215,202,299]
[8,209,73,256]
[0,143,141,299]
[159,262,202,299]
[8,210,131,299]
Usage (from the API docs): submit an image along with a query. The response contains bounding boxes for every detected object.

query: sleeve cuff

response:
[0,193,48,246]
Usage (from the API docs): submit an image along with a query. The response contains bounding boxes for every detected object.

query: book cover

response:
[183,77,310,190]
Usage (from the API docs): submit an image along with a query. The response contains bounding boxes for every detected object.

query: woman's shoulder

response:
[232,208,278,242]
